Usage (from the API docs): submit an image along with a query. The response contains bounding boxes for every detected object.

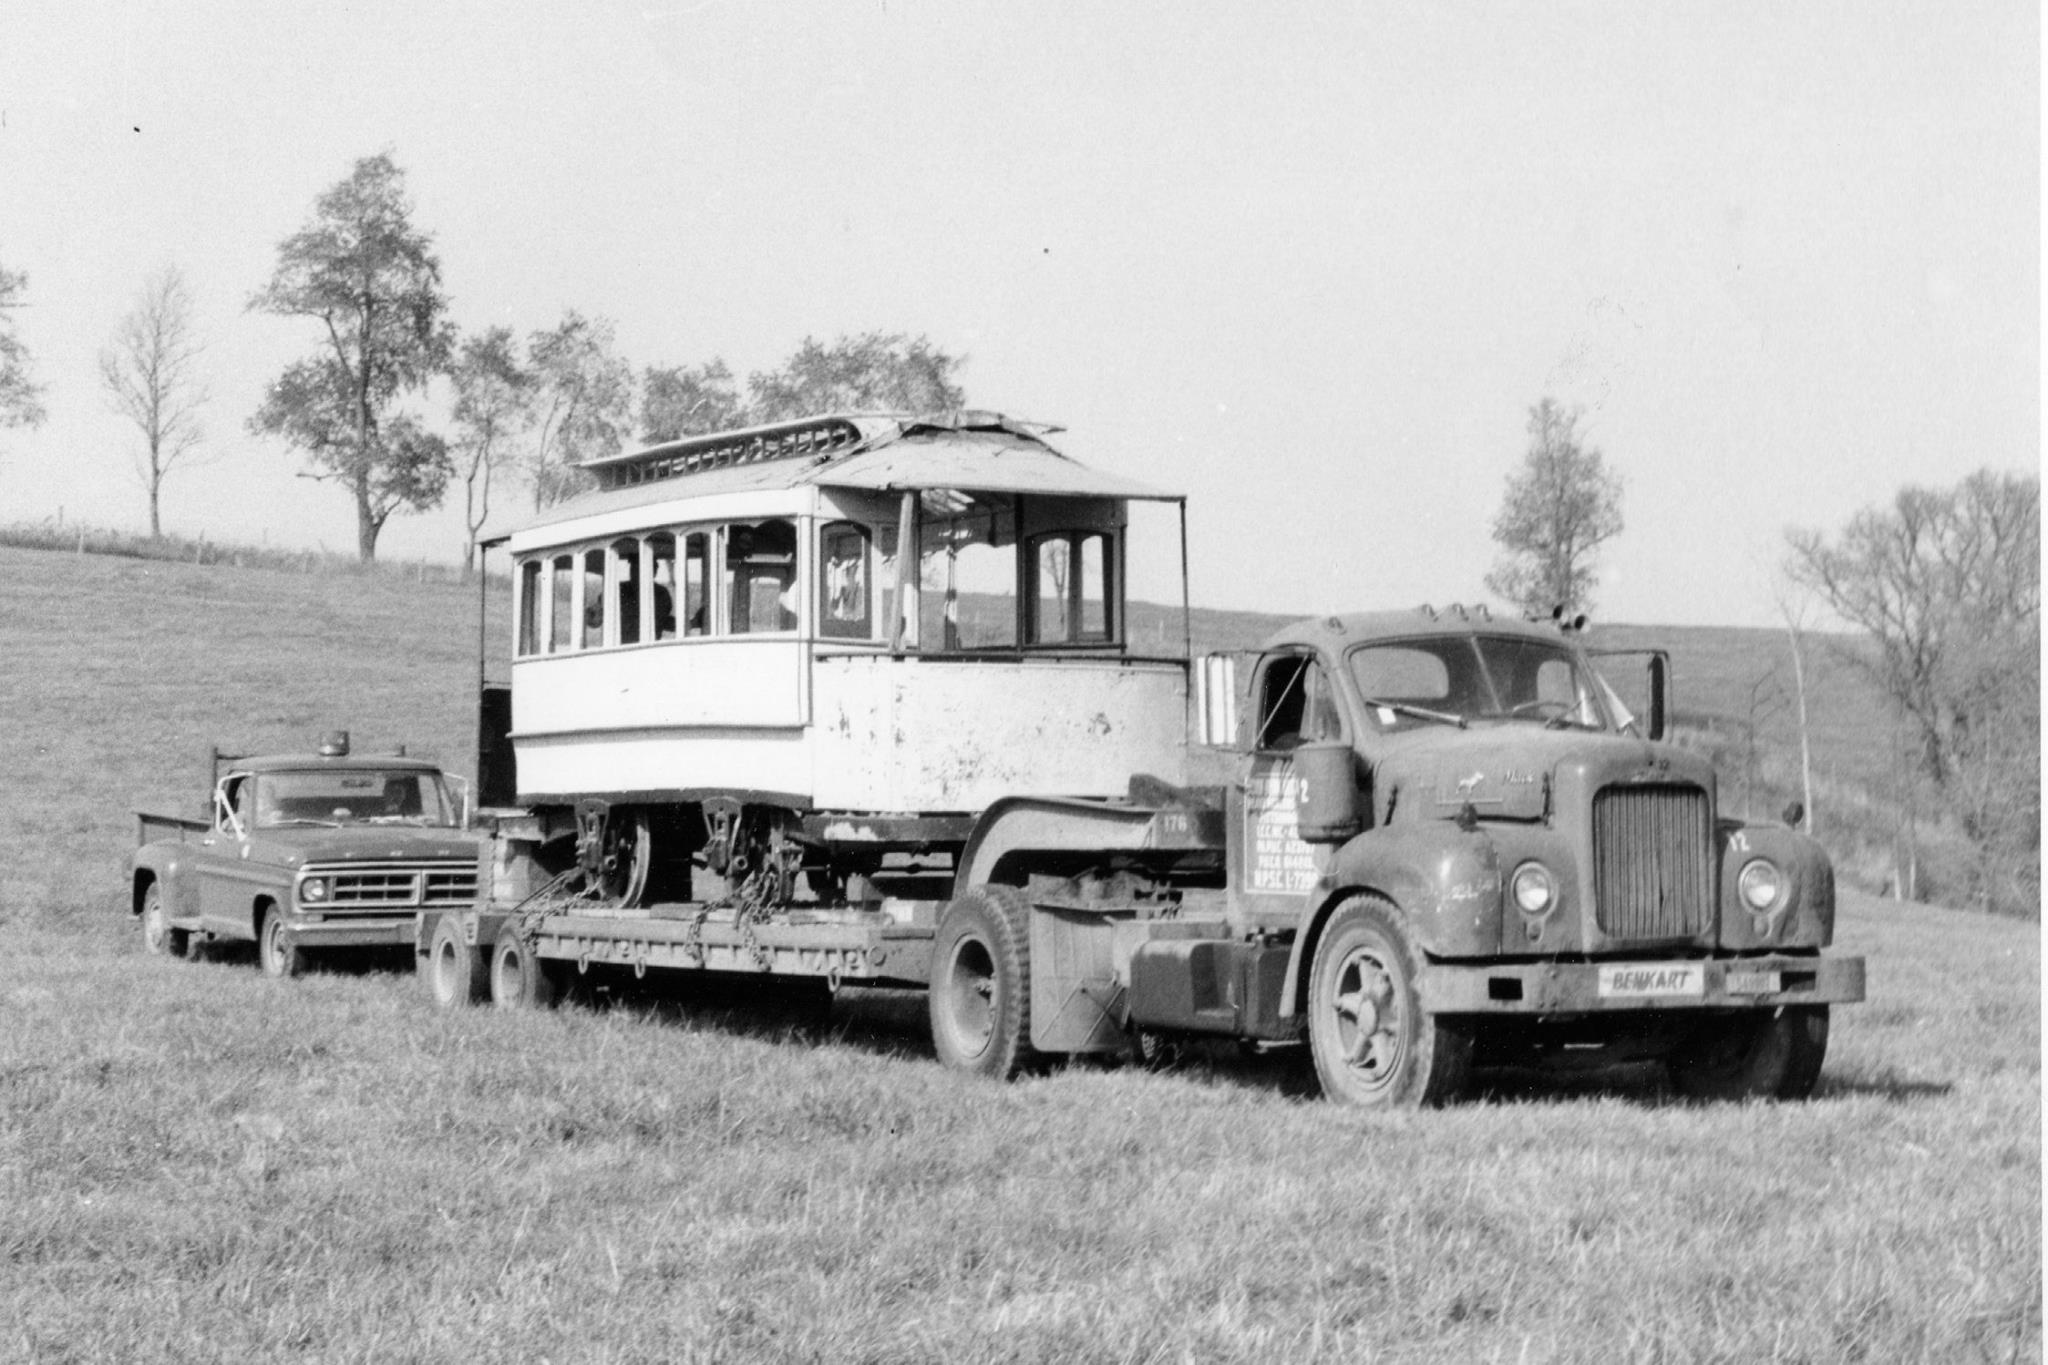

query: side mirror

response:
[446,774,474,829]
[1193,653,1240,748]
[1647,653,1669,742]
[1588,647,1673,741]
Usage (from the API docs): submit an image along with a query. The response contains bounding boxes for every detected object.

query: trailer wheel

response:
[139,883,189,960]
[426,916,488,1009]
[258,910,305,980]
[1307,896,1472,1107]
[1668,1006,1829,1102]
[489,933,561,1010]
[930,886,1038,1079]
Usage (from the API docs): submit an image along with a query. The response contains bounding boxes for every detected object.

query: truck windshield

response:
[1347,635,1608,733]
[255,770,457,828]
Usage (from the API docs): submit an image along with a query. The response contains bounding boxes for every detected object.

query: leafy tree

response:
[0,262,48,441]
[745,332,965,422]
[248,153,455,561]
[449,326,531,574]
[642,359,745,441]
[1484,399,1625,618]
[1787,469,2039,913]
[525,311,632,509]
[99,264,209,538]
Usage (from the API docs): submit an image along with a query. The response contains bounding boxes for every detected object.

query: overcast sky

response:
[1,2,2036,627]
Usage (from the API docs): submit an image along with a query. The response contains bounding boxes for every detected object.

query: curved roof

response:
[488,410,1180,543]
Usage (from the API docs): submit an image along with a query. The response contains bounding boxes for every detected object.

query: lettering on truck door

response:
[1236,651,1341,906]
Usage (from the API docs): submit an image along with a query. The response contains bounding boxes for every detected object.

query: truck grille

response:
[304,862,479,911]
[1591,786,1712,939]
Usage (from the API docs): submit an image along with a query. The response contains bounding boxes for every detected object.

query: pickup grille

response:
[302,861,479,911]
[1591,785,1712,939]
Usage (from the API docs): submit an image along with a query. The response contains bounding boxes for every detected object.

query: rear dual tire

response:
[427,916,489,1009]
[929,886,1038,1080]
[490,932,562,1010]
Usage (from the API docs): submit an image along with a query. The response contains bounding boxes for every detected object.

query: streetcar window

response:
[682,530,711,635]
[1028,531,1113,645]
[919,503,1016,650]
[613,538,642,646]
[517,560,542,657]
[548,555,574,653]
[580,548,606,650]
[819,522,871,639]
[729,519,797,634]
[648,533,677,640]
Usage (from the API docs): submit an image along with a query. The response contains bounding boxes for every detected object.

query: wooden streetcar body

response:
[428,411,1865,1105]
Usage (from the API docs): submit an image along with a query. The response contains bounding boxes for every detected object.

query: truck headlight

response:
[300,877,328,904]
[1738,859,1784,911]
[1510,862,1556,916]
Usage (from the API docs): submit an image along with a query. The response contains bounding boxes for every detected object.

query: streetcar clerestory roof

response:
[482,411,1180,547]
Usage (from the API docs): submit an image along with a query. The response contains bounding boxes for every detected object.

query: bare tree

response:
[0,262,48,442]
[99,265,210,538]
[526,312,632,509]
[449,327,531,574]
[1485,399,1625,618]
[1787,468,2040,912]
[1774,587,1819,836]
[248,153,455,562]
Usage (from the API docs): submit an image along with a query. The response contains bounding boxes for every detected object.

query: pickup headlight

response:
[1737,858,1784,911]
[1510,861,1556,916]
[299,877,329,904]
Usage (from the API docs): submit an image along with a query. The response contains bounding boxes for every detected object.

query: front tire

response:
[1307,896,1472,1107]
[929,886,1038,1079]
[258,910,306,979]
[426,916,489,1009]
[1669,1006,1830,1101]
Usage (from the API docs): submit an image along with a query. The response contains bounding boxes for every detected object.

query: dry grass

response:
[0,544,2038,1362]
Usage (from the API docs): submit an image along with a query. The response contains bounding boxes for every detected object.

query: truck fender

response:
[1276,824,1505,1021]
[1717,820,1835,950]
[955,795,1208,895]
[128,847,198,921]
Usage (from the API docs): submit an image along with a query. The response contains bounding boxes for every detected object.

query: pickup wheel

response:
[1668,1006,1830,1102]
[929,886,1038,1080]
[489,933,561,1010]
[1307,896,1472,1107]
[426,915,489,1009]
[258,909,306,979]
[139,883,189,960]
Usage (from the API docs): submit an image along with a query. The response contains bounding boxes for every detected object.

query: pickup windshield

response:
[1347,635,1610,733]
[254,769,457,828]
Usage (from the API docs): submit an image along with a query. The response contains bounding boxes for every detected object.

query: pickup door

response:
[194,774,270,939]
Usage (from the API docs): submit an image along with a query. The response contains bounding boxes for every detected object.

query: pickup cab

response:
[128,733,486,976]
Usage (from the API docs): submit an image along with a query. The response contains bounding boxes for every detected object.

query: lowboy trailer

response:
[420,411,1862,1106]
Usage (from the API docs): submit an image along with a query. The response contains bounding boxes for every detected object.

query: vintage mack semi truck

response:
[422,410,1864,1105]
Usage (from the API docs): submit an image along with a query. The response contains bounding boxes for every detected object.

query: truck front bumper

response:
[284,914,419,949]
[1420,953,1865,1015]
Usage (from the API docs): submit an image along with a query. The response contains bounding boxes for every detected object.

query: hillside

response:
[0,543,1947,918]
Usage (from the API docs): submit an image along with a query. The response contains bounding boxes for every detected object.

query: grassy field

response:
[1,545,2039,1362]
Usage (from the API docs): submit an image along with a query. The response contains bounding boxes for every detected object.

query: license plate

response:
[1598,963,1705,999]
[1725,969,1782,995]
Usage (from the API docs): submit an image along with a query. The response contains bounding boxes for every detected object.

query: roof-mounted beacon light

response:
[319,731,351,758]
